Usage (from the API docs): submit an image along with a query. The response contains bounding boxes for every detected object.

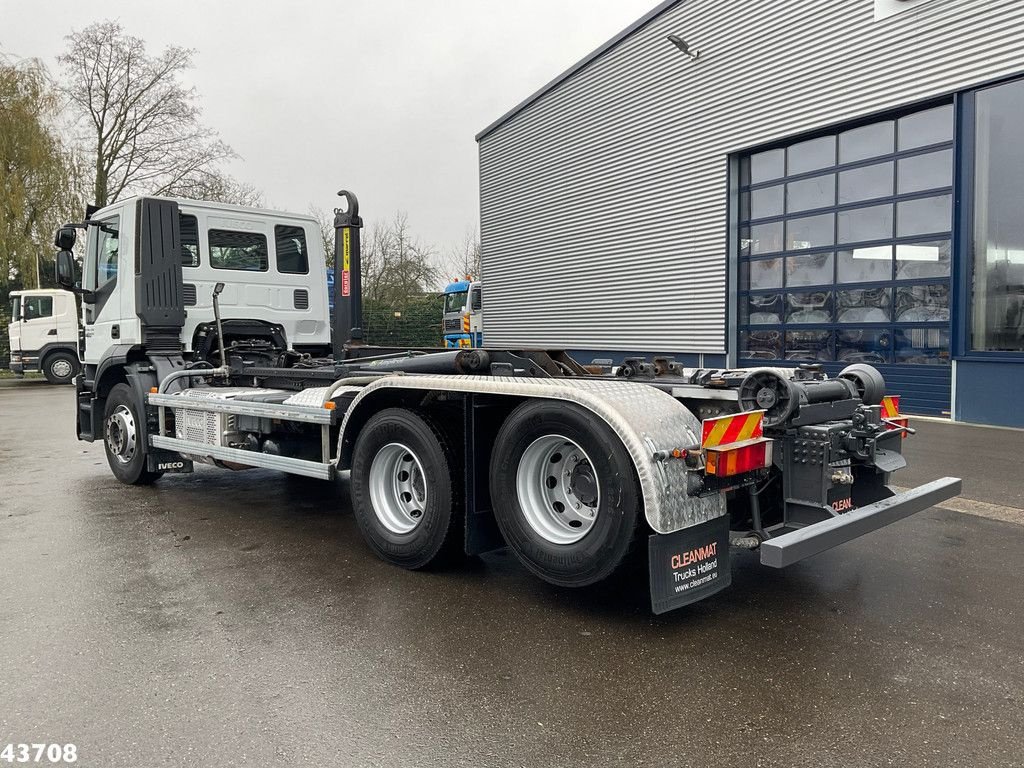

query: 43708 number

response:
[0,745,77,764]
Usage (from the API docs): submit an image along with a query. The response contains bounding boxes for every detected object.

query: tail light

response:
[705,440,773,477]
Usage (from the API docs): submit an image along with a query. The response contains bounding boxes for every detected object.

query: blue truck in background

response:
[443,279,483,348]
[329,268,482,347]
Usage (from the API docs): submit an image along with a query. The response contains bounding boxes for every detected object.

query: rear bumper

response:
[759,476,962,568]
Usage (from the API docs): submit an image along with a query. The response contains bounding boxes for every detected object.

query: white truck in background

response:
[7,288,81,384]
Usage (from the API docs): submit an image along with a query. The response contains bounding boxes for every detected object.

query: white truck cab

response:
[7,288,80,384]
[60,196,331,441]
[79,196,330,367]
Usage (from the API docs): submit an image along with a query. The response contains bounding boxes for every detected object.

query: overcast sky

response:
[1,0,657,258]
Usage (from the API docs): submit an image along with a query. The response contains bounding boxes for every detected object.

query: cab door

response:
[469,284,483,346]
[20,294,57,355]
[81,212,125,365]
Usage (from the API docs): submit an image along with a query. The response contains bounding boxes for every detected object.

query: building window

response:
[737,104,953,365]
[970,78,1024,352]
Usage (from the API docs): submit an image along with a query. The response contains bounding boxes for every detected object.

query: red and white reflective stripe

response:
[881,395,909,433]
[881,395,901,419]
[701,410,764,449]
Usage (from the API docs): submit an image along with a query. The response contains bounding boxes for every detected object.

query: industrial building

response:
[476,0,1024,427]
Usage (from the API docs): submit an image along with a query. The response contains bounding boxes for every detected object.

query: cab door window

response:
[94,216,120,290]
[180,214,200,267]
[22,295,53,320]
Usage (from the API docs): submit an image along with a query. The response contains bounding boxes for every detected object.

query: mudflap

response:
[147,450,194,474]
[649,515,731,614]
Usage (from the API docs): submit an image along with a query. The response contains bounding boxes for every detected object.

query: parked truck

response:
[7,288,80,384]
[53,192,960,613]
[442,279,483,348]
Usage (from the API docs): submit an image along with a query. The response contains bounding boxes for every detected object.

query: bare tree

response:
[58,21,236,207]
[163,171,264,207]
[362,213,438,306]
[440,228,482,283]
[309,204,336,268]
[308,208,436,304]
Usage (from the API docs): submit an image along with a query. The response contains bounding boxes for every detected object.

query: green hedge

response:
[361,295,446,348]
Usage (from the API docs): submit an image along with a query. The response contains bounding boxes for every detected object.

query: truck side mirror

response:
[55,250,76,290]
[54,226,77,251]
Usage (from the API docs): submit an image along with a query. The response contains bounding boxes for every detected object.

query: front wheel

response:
[43,351,79,385]
[489,400,642,588]
[103,383,162,485]
[349,408,462,569]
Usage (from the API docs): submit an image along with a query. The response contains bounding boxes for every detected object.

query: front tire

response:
[489,400,642,588]
[350,408,462,569]
[42,351,79,385]
[103,383,162,485]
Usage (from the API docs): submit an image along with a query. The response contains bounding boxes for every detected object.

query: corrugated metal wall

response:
[478,0,1024,352]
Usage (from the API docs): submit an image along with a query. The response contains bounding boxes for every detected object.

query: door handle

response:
[111,324,120,339]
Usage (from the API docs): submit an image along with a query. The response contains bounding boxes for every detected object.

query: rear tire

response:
[350,408,462,569]
[103,383,162,485]
[489,400,642,588]
[42,350,79,385]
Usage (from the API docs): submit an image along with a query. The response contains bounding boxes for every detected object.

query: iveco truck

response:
[53,191,960,614]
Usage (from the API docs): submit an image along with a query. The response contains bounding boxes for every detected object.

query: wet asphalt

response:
[1,379,1022,767]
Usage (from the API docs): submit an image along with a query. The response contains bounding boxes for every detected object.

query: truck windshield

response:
[444,291,468,313]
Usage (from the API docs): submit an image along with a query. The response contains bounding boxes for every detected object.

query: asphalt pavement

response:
[1,379,1022,767]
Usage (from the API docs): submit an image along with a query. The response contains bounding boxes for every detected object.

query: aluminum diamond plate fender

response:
[336,375,725,534]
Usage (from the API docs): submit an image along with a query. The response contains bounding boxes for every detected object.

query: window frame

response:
[93,214,121,293]
[180,214,201,268]
[208,228,270,273]
[957,78,1024,362]
[736,101,955,367]
[22,295,54,320]
[274,224,310,275]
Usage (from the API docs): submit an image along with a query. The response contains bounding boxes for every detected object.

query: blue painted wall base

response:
[955,361,1024,427]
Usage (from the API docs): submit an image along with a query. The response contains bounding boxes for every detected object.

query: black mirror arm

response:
[83,219,118,236]
[68,285,96,304]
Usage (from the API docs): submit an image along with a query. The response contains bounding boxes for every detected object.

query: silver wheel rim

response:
[51,359,73,379]
[368,442,428,534]
[516,434,600,545]
[106,404,138,465]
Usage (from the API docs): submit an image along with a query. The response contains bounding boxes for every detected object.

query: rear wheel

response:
[42,351,78,385]
[350,408,462,569]
[103,384,162,485]
[489,400,642,588]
